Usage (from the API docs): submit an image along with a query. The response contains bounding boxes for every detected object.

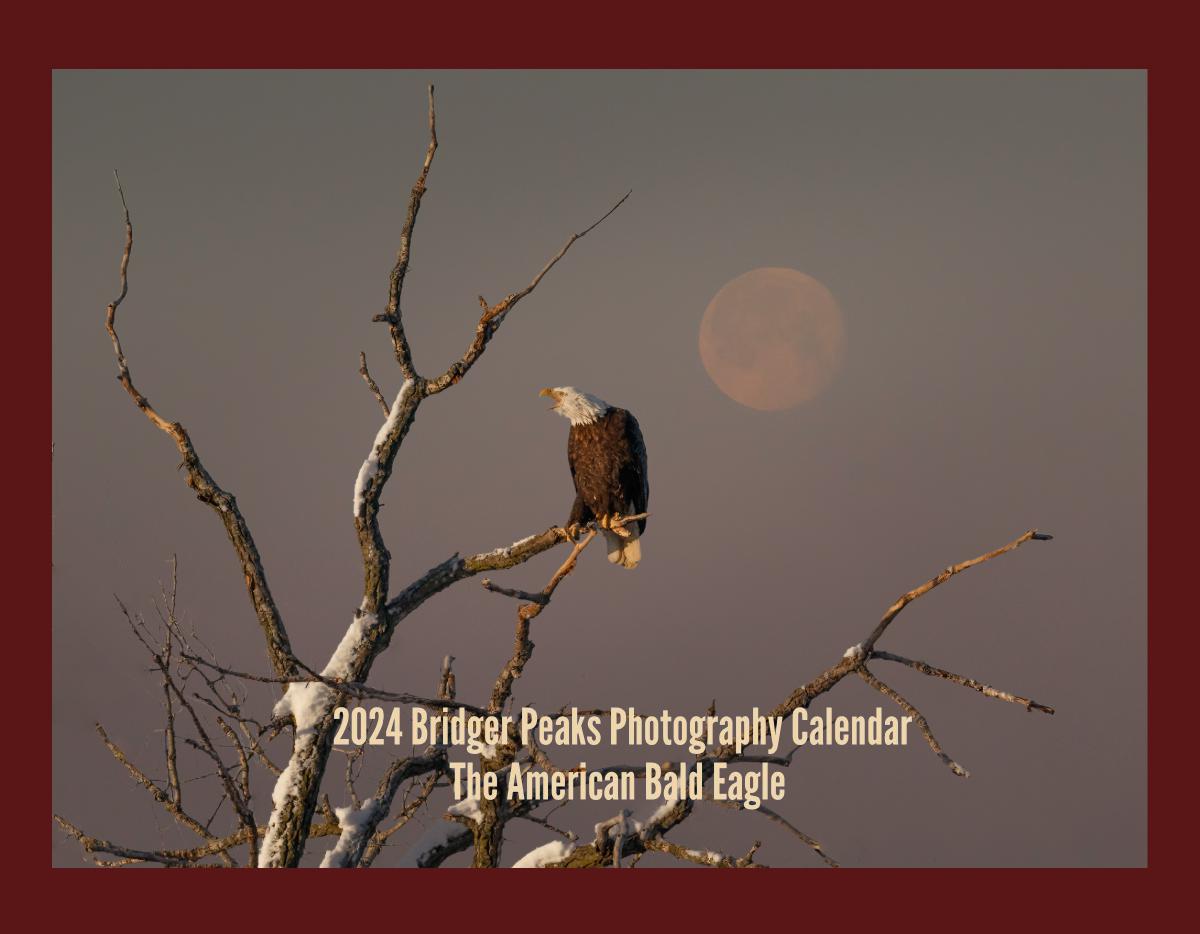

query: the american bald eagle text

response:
[540,387,649,569]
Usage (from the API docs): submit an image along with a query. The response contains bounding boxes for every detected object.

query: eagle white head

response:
[539,386,610,426]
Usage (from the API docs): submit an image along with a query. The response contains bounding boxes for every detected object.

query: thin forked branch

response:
[858,664,968,777]
[488,528,599,715]
[358,351,391,415]
[861,529,1053,654]
[376,84,438,382]
[870,649,1055,714]
[423,189,631,395]
[705,796,838,868]
[93,722,235,867]
[53,814,341,868]
[760,528,1053,728]
[104,173,296,680]
[486,513,646,716]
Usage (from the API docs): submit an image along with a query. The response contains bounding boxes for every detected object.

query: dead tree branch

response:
[422,189,631,396]
[53,814,341,868]
[469,527,606,867]
[869,649,1055,714]
[104,173,296,681]
[358,351,391,415]
[258,85,625,868]
[705,796,839,867]
[753,529,1053,740]
[92,722,235,867]
[488,527,600,714]
[858,665,968,777]
[535,528,1053,868]
[373,83,437,382]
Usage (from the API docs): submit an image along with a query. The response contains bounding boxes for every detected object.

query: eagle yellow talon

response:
[606,514,633,539]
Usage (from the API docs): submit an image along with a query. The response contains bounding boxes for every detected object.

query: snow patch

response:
[353,380,414,518]
[642,785,681,827]
[324,610,375,681]
[447,793,483,824]
[272,682,329,735]
[259,603,378,866]
[319,797,380,868]
[396,820,465,868]
[512,839,575,868]
[477,533,538,561]
[843,643,864,660]
[270,609,376,738]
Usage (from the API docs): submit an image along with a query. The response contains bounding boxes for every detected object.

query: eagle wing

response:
[565,407,649,534]
[617,409,649,534]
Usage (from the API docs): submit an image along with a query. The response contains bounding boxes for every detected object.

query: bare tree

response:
[55,87,1055,868]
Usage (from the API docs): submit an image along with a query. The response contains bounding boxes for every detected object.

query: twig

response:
[643,836,764,868]
[423,190,631,395]
[93,723,234,867]
[858,665,968,777]
[705,796,838,867]
[870,649,1055,714]
[464,519,645,867]
[861,529,1052,655]
[517,813,578,842]
[374,84,437,382]
[358,352,390,415]
[360,771,443,867]
[489,529,598,714]
[53,815,340,868]
[480,581,548,604]
[758,529,1053,732]
[180,652,491,717]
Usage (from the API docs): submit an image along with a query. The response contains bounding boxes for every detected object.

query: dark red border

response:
[28,1,1175,924]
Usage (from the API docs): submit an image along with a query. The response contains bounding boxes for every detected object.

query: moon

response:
[699,267,845,411]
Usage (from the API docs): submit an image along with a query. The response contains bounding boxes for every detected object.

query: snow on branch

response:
[319,798,381,868]
[513,839,576,868]
[353,380,415,518]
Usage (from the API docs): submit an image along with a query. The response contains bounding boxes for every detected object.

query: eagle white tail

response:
[603,527,641,569]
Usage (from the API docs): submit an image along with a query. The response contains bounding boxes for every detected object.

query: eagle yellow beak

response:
[539,387,561,410]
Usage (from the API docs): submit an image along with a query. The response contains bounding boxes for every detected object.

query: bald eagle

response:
[540,387,649,569]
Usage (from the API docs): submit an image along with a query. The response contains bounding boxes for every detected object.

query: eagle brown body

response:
[541,388,649,569]
[567,408,649,531]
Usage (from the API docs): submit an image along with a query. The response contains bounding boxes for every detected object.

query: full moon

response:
[699,267,845,411]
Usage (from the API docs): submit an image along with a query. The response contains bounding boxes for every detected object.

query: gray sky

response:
[53,70,1145,867]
